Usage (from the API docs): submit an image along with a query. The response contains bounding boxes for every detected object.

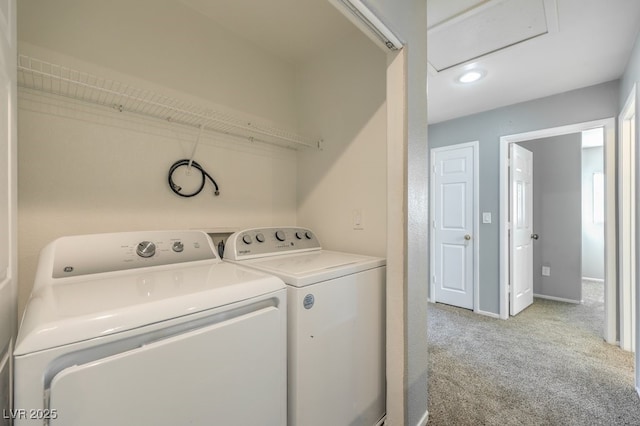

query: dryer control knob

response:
[305,231,313,240]
[137,241,156,258]
[172,241,184,252]
[242,234,253,245]
[275,231,286,242]
[256,233,265,243]
[295,231,303,240]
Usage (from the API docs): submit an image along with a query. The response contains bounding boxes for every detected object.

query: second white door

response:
[509,144,534,315]
[432,142,477,310]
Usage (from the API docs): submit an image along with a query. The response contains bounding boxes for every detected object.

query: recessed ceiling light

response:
[456,69,486,84]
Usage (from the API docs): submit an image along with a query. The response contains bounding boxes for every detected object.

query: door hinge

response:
[432,274,436,284]
[432,220,436,229]
[508,284,512,294]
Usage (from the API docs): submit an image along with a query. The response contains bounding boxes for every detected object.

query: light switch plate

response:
[353,209,364,230]
[542,266,551,276]
[482,212,492,224]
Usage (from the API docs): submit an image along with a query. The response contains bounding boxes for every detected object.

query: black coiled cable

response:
[168,159,220,198]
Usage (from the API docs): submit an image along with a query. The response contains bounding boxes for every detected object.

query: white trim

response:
[582,277,605,283]
[499,118,616,329]
[619,85,636,353]
[430,141,479,313]
[476,309,500,319]
[415,410,429,426]
[604,120,617,345]
[533,294,581,304]
[384,47,407,426]
[328,0,403,51]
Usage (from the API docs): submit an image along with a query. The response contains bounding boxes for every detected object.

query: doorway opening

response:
[510,130,605,313]
[581,127,606,323]
[498,118,617,344]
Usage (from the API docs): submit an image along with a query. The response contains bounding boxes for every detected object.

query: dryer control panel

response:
[224,227,321,260]
[50,230,217,278]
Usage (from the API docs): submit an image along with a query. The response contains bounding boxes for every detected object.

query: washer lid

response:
[236,250,386,287]
[14,262,284,355]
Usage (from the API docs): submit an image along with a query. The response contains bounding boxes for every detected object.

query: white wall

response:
[17,1,396,314]
[18,91,298,314]
[16,1,305,315]
[17,0,299,128]
[296,31,387,258]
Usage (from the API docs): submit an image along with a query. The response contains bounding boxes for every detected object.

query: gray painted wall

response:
[428,80,620,314]
[519,134,582,302]
[582,146,605,280]
[620,29,640,109]
[365,1,429,424]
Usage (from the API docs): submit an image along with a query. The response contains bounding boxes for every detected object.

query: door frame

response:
[430,141,480,313]
[499,118,616,344]
[619,85,636,352]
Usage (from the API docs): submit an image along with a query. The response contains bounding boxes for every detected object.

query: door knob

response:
[464,234,471,241]
[531,233,539,240]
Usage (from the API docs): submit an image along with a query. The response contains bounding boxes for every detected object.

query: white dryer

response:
[13,230,287,426]
[224,227,386,426]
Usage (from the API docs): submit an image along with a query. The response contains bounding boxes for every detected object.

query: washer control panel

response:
[224,227,321,260]
[51,230,217,278]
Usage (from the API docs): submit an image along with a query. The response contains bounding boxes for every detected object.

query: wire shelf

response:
[17,55,320,149]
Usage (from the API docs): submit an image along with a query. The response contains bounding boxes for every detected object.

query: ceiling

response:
[427,0,640,123]
[176,0,640,125]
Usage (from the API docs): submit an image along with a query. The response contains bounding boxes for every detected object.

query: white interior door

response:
[0,1,16,424]
[510,144,534,315]
[432,143,476,310]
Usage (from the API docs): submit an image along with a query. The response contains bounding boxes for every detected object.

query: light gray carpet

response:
[427,282,640,425]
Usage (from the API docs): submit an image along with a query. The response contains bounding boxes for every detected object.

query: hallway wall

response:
[428,80,619,314]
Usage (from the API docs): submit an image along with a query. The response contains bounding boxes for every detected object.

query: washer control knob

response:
[242,234,252,245]
[256,233,265,243]
[172,241,184,252]
[136,241,156,258]
[275,231,286,242]
[305,231,313,240]
[295,231,304,240]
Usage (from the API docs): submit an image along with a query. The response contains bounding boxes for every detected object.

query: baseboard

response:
[475,309,500,319]
[415,410,429,426]
[582,277,605,283]
[533,294,580,304]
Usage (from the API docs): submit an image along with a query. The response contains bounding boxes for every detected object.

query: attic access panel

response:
[428,0,558,72]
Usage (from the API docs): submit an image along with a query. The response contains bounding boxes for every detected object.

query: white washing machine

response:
[13,230,287,426]
[224,227,386,426]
